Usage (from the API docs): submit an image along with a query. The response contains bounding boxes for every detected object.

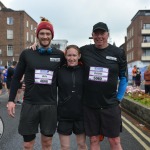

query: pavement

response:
[0,88,7,97]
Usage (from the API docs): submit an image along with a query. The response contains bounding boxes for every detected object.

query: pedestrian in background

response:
[132,65,137,87]
[6,61,17,95]
[6,61,22,105]
[135,67,141,89]
[2,65,8,92]
[7,17,65,150]
[80,22,128,150]
[144,65,150,95]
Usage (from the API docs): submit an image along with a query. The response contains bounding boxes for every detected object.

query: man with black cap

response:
[7,17,65,150]
[80,22,127,150]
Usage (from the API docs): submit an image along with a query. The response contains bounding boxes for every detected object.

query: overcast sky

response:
[1,0,150,47]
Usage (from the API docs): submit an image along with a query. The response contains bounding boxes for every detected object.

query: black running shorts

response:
[57,120,85,135]
[83,105,122,138]
[18,102,57,136]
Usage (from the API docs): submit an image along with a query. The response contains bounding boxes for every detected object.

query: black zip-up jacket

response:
[57,64,84,121]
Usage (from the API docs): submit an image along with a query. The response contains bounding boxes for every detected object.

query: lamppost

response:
[89,37,93,44]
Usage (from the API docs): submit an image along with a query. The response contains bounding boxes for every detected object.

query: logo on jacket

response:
[50,58,60,62]
[106,56,117,61]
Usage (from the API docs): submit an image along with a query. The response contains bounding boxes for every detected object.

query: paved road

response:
[0,92,149,150]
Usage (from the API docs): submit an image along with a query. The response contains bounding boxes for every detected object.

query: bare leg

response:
[23,139,35,150]
[90,136,100,150]
[76,133,87,150]
[59,134,70,150]
[41,134,52,150]
[16,88,23,102]
[108,137,122,150]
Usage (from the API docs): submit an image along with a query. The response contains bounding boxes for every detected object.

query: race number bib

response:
[34,69,54,85]
[89,67,109,82]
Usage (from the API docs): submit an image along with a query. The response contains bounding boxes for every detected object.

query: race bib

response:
[34,69,54,85]
[88,67,109,82]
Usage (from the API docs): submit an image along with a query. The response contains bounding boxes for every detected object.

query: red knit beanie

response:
[36,17,54,39]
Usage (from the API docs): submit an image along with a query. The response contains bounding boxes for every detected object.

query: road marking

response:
[122,116,150,143]
[0,117,4,139]
[122,122,150,150]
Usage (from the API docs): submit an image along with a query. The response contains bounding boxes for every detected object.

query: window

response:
[7,45,13,56]
[31,24,33,30]
[7,30,13,39]
[7,17,13,25]
[26,21,29,27]
[127,51,134,62]
[131,39,134,48]
[31,34,33,42]
[27,32,29,41]
[127,40,132,50]
[131,27,134,36]
[34,27,37,33]
[145,12,150,16]
[0,49,2,55]
[143,24,150,29]
[143,49,150,56]
[0,60,2,65]
[131,51,134,60]
[127,43,129,51]
[143,36,150,42]
[7,60,12,67]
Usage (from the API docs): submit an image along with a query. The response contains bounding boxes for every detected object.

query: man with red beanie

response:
[36,17,54,39]
[7,17,65,150]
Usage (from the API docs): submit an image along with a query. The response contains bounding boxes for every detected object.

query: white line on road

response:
[122,116,150,143]
[122,122,150,150]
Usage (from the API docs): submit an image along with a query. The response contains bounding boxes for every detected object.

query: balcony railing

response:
[141,56,150,61]
[141,29,150,35]
[141,42,150,48]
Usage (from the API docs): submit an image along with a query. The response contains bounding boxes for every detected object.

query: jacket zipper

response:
[72,70,76,91]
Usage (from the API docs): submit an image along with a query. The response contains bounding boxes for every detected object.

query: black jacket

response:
[57,64,84,121]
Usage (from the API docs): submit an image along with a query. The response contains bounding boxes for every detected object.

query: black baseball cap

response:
[93,22,109,32]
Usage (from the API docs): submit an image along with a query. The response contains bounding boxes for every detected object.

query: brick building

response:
[126,10,150,68]
[0,1,37,66]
